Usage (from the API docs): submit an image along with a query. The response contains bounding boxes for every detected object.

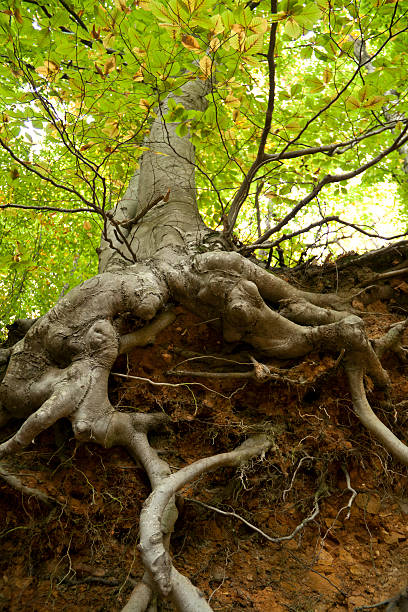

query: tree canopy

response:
[1,0,408,325]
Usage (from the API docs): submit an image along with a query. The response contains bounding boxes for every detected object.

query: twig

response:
[1,204,95,214]
[243,126,408,250]
[118,190,170,228]
[58,0,88,32]
[354,599,394,611]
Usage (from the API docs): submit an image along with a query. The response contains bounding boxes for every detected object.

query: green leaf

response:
[306,76,325,93]
[294,5,321,28]
[345,96,361,110]
[285,17,301,39]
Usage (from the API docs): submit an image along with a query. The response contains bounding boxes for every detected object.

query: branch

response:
[118,190,170,229]
[243,215,408,253]
[0,203,95,214]
[245,126,408,249]
[226,19,408,231]
[58,0,88,32]
[0,135,97,209]
[256,0,278,159]
[277,22,408,158]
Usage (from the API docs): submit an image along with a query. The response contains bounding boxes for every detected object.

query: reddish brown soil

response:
[1,268,408,611]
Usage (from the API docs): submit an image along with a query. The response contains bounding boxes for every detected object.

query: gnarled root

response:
[137,435,271,610]
[345,357,408,466]
[373,318,408,360]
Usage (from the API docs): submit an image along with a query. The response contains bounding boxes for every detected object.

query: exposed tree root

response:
[121,581,153,612]
[0,463,55,505]
[186,494,321,544]
[373,318,408,360]
[346,359,408,466]
[137,434,271,610]
[2,248,408,609]
[119,310,176,354]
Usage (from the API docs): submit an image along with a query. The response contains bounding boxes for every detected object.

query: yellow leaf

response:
[181,34,201,52]
[231,23,244,33]
[249,16,268,34]
[323,68,332,84]
[209,37,221,53]
[199,55,213,78]
[209,14,224,35]
[225,94,240,107]
[102,119,120,138]
[36,60,59,79]
[346,95,361,109]
[104,56,116,75]
[230,29,246,52]
[103,33,116,48]
[139,98,150,111]
[184,0,198,12]
[362,95,385,109]
[133,47,146,56]
[133,70,144,81]
[115,0,130,11]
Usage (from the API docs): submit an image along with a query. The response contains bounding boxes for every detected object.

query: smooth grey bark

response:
[1,74,408,611]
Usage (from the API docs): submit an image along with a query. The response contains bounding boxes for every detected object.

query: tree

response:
[1,0,408,609]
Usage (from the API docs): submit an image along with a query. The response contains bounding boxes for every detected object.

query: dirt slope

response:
[1,254,408,611]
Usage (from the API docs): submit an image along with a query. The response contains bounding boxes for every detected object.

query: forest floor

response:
[1,252,408,611]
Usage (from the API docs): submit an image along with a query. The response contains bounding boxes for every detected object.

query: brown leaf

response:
[181,35,201,52]
[104,56,116,75]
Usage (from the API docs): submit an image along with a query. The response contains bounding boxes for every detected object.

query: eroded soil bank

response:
[1,252,408,611]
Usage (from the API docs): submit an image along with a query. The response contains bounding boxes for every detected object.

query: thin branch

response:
[278,23,408,157]
[0,136,96,209]
[58,0,88,32]
[118,190,170,229]
[245,126,408,249]
[254,181,263,238]
[243,214,408,253]
[226,19,408,232]
[256,0,278,158]
[1,203,95,214]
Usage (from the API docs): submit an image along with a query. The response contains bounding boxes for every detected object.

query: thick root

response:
[346,359,408,466]
[138,435,271,606]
